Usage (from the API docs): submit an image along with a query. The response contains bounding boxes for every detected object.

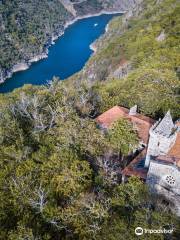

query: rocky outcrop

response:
[100,0,143,12]
[152,184,180,216]
[29,52,48,63]
[112,60,131,79]
[156,30,166,42]
[89,42,97,53]
[59,0,77,16]
[12,63,29,73]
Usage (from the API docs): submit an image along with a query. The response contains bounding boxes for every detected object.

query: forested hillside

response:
[74,0,180,118]
[0,0,73,81]
[0,0,180,239]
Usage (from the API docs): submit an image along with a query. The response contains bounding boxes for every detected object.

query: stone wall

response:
[147,161,180,215]
[145,130,177,167]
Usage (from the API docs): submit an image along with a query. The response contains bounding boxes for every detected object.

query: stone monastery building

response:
[96,105,180,214]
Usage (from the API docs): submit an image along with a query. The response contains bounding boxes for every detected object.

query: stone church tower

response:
[145,111,177,168]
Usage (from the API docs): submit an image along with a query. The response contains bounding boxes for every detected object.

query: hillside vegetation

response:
[75,0,180,118]
[0,0,180,239]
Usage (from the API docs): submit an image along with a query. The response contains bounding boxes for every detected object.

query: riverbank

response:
[0,10,123,85]
[90,19,111,54]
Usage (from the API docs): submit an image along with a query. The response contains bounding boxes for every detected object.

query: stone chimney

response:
[129,105,137,116]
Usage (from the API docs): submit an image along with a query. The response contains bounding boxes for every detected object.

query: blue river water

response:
[0,14,120,93]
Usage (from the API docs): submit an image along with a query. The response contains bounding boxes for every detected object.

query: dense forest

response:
[0,0,180,239]
[0,81,180,239]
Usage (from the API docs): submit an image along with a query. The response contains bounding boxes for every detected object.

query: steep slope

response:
[72,0,141,16]
[71,0,180,118]
[59,0,77,16]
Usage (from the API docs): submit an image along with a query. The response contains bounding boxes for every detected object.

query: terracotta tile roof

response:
[122,168,148,179]
[128,115,155,144]
[154,122,180,164]
[96,106,128,128]
[96,106,155,144]
[121,148,148,179]
[119,58,128,66]
[155,155,178,164]
[177,160,180,168]
[154,155,180,169]
[176,121,180,127]
[167,132,180,158]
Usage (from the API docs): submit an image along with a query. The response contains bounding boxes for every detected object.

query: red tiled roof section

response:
[119,58,128,66]
[96,106,155,144]
[121,148,148,179]
[96,106,128,128]
[128,114,155,144]
[168,132,180,158]
[155,155,180,169]
[123,168,148,179]
[155,155,178,164]
[176,121,180,127]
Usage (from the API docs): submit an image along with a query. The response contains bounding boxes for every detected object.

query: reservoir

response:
[0,14,120,93]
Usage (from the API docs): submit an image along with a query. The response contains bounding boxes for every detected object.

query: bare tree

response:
[29,185,47,213]
[10,93,57,133]
[97,152,121,185]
